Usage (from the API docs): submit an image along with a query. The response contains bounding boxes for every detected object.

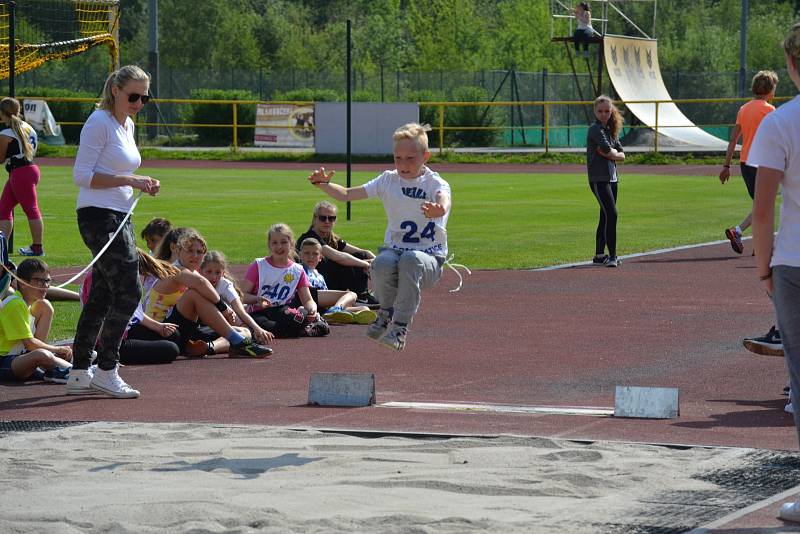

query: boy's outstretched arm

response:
[308,167,368,202]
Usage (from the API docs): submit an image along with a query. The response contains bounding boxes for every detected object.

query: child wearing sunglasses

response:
[0,258,74,384]
[308,123,451,351]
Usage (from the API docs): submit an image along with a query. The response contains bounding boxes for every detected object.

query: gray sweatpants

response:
[773,265,800,447]
[371,248,444,325]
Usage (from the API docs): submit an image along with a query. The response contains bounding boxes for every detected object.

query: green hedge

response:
[17,87,96,144]
[186,89,258,146]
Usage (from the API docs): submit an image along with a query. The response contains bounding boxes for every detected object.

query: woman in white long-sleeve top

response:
[66,65,160,399]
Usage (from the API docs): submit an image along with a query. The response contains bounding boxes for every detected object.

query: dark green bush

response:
[448,86,499,147]
[17,87,96,144]
[187,89,257,146]
[272,88,341,102]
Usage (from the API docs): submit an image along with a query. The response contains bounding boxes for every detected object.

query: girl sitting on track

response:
[242,223,328,338]
[298,237,377,325]
[81,252,181,365]
[198,250,273,345]
[143,228,273,358]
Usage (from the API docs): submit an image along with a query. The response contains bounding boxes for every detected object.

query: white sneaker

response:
[90,365,140,399]
[786,402,795,414]
[780,497,800,522]
[65,367,95,395]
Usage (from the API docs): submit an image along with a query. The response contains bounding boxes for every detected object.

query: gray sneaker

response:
[366,309,393,340]
[378,323,408,351]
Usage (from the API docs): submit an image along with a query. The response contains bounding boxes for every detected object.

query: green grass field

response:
[28,163,760,339]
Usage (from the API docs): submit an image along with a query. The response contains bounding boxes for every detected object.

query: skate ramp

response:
[605,35,727,148]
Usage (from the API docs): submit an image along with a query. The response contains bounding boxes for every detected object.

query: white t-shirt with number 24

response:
[362,166,451,258]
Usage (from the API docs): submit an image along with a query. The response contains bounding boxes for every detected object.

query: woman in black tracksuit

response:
[586,95,625,268]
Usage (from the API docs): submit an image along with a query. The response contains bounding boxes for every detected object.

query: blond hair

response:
[98,65,150,111]
[0,97,34,161]
[137,248,180,279]
[299,237,323,251]
[175,228,208,256]
[594,95,624,140]
[310,200,340,248]
[751,70,779,96]
[393,122,431,153]
[268,223,299,261]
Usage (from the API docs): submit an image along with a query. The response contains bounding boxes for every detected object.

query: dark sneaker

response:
[304,317,330,337]
[367,309,392,340]
[592,254,608,265]
[742,326,783,357]
[725,227,744,254]
[378,323,408,351]
[18,245,44,257]
[44,365,71,384]
[229,339,273,358]
[356,292,380,309]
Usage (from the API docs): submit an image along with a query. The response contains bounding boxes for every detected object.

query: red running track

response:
[0,241,795,451]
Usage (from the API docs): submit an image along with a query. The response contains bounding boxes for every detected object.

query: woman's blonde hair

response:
[98,65,150,111]
[0,97,34,161]
[393,122,431,153]
[137,248,180,279]
[201,250,242,297]
[311,200,340,248]
[594,95,624,140]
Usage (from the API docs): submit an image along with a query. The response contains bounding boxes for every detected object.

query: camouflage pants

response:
[72,207,141,370]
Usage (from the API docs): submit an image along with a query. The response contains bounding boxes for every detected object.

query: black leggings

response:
[590,181,618,257]
[317,251,370,295]
[122,323,181,365]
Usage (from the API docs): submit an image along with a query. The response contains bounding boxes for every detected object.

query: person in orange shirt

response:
[720,70,779,254]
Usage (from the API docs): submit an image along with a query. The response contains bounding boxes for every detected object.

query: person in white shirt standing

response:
[66,65,160,398]
[308,123,451,351]
[750,22,800,523]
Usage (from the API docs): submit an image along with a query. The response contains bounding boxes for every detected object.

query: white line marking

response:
[378,401,614,417]
[532,237,751,271]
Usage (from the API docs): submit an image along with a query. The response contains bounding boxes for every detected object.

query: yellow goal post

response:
[0,0,120,80]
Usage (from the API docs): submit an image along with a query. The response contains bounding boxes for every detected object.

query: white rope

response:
[444,253,471,293]
[56,192,144,288]
[2,191,143,291]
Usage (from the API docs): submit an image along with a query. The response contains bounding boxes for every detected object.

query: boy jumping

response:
[308,123,451,350]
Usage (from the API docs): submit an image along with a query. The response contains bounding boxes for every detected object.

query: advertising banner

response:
[254,104,314,148]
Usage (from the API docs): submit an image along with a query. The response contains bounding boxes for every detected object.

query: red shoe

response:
[725,227,743,254]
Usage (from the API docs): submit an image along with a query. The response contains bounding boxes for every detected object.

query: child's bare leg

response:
[739,211,753,233]
[317,290,357,309]
[346,304,371,313]
[30,299,54,341]
[209,327,250,354]
[175,289,235,338]
[10,349,71,379]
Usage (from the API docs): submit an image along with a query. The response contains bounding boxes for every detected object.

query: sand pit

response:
[2,422,799,533]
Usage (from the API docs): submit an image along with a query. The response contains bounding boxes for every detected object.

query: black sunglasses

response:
[125,92,151,104]
[317,215,337,222]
